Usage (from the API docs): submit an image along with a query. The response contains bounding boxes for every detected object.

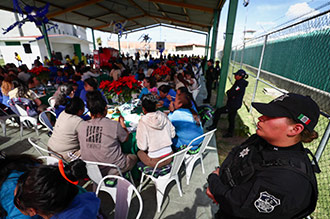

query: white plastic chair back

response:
[84,160,123,203]
[184,129,217,185]
[191,84,201,100]
[37,155,59,165]
[39,111,56,132]
[96,175,143,219]
[48,96,56,109]
[139,146,192,212]
[28,137,64,161]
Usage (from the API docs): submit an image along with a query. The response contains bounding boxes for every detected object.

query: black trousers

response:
[205,79,214,101]
[212,106,238,134]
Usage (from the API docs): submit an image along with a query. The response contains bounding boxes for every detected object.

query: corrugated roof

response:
[0,0,226,34]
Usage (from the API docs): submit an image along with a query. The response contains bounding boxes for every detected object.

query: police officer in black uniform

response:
[213,60,221,90]
[207,93,320,219]
[203,59,215,103]
[207,69,248,137]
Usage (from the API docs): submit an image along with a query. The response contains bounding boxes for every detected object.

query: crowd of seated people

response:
[1,52,208,184]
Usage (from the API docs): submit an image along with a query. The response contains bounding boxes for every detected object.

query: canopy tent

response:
[0,0,225,34]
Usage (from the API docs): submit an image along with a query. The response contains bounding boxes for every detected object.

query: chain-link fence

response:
[229,9,330,219]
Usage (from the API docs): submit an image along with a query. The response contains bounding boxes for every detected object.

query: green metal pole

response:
[92,28,96,51]
[204,28,211,72]
[204,28,211,58]
[41,23,52,59]
[117,34,121,55]
[210,9,220,60]
[215,0,239,108]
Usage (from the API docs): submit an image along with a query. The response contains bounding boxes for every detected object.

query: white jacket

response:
[136,111,175,153]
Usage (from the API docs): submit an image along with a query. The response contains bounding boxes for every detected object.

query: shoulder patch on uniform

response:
[235,86,240,91]
[254,191,280,213]
[239,147,250,158]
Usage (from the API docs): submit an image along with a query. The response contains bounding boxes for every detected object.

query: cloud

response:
[285,3,319,19]
[257,5,283,11]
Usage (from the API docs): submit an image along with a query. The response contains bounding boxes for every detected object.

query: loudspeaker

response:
[23,44,32,53]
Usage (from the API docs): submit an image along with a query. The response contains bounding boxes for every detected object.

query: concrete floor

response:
[0,75,221,219]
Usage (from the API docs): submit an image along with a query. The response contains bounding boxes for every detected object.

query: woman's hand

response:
[206,187,219,205]
[118,115,126,129]
[169,101,175,112]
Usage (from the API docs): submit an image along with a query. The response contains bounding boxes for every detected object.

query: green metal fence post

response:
[216,0,239,108]
[92,28,96,51]
[41,23,52,59]
[210,9,220,60]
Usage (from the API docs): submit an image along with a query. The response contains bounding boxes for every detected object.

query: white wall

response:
[0,40,41,68]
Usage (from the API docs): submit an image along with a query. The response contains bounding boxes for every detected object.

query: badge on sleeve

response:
[254,191,281,213]
[239,147,250,158]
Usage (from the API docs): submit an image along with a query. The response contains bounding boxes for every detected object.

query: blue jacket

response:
[0,171,41,219]
[138,87,150,99]
[168,108,203,150]
[51,192,100,219]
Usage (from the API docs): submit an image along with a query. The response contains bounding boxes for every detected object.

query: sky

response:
[86,0,329,51]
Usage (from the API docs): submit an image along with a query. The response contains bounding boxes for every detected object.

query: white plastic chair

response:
[184,129,217,185]
[84,160,123,203]
[48,96,56,110]
[0,108,18,136]
[39,110,56,133]
[96,175,143,219]
[37,155,60,165]
[191,84,201,101]
[138,145,193,212]
[12,102,39,138]
[28,137,64,161]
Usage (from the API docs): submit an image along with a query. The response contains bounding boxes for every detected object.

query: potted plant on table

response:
[99,75,142,104]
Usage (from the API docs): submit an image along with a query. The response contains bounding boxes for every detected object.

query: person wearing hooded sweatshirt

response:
[136,94,175,167]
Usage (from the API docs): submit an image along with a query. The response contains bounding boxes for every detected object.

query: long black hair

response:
[14,159,87,217]
[0,154,42,218]
[55,84,74,107]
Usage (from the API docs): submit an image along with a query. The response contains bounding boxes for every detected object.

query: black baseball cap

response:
[233,69,247,76]
[252,93,320,131]
[207,59,214,64]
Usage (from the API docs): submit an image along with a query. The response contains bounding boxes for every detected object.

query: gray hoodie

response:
[136,111,175,155]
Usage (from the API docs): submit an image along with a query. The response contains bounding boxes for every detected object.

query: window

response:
[5,41,21,46]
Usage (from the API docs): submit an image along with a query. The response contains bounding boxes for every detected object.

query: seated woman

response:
[158,85,176,108]
[14,159,100,219]
[168,92,203,151]
[0,154,42,219]
[53,84,74,117]
[79,78,107,104]
[77,91,137,176]
[136,94,175,167]
[138,76,157,99]
[1,75,15,107]
[8,79,46,112]
[184,70,198,91]
[48,97,85,162]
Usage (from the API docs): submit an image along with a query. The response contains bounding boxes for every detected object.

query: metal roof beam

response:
[145,0,213,13]
[47,0,105,19]
[149,15,210,29]
[93,14,145,30]
[127,0,159,23]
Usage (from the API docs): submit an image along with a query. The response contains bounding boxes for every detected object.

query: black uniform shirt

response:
[207,135,317,219]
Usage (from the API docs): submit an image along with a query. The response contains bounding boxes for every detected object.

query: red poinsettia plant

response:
[152,65,171,76]
[166,60,176,67]
[99,75,142,103]
[29,66,50,82]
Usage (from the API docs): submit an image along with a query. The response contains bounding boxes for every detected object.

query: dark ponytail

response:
[0,154,42,218]
[176,93,200,126]
[14,159,87,217]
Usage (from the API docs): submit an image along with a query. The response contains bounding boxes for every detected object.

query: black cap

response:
[207,59,214,64]
[252,93,320,131]
[233,69,247,76]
